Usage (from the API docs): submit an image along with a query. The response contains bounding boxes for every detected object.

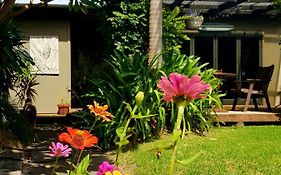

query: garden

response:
[1,0,281,174]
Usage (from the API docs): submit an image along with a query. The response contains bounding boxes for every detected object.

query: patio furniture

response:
[213,71,237,79]
[214,71,237,102]
[231,64,274,112]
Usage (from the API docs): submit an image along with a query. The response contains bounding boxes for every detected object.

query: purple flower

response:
[49,142,72,157]
[96,161,120,175]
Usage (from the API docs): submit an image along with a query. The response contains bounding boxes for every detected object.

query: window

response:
[194,37,213,69]
[186,32,262,80]
[240,37,260,80]
[218,37,236,74]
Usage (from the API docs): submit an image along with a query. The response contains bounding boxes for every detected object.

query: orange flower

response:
[58,127,98,150]
[87,102,112,122]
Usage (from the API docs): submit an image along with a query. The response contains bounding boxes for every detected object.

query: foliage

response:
[162,7,189,54]
[115,99,155,165]
[67,0,120,13]
[71,50,222,150]
[106,2,188,56]
[69,1,222,151]
[0,22,35,145]
[12,65,39,107]
[70,1,189,107]
[71,52,104,107]
[68,0,187,57]
[161,52,223,134]
[273,0,281,12]
[0,22,34,99]
[0,100,34,145]
[85,51,161,112]
[107,0,149,56]
[71,52,163,150]
[68,154,91,175]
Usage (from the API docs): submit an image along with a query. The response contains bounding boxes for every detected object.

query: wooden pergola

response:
[163,0,275,18]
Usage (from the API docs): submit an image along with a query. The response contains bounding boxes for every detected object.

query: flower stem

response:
[77,150,83,165]
[169,140,178,175]
[169,105,185,175]
[175,105,184,130]
[68,149,78,175]
[51,157,59,175]
[89,118,97,133]
[115,118,132,166]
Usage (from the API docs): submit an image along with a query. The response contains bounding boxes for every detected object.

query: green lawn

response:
[119,126,281,175]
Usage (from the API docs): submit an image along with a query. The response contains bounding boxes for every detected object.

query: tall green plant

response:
[161,52,223,133]
[85,51,160,112]
[0,22,34,99]
[12,65,39,107]
[71,50,223,150]
[70,1,223,150]
[115,94,155,165]
[82,51,162,145]
[0,22,35,145]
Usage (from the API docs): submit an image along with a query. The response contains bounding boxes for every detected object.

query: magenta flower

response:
[157,73,210,105]
[96,161,120,175]
[49,142,72,157]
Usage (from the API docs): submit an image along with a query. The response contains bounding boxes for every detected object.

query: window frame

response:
[185,30,263,80]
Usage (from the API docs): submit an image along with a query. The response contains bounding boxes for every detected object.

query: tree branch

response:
[0,0,17,23]
[0,0,54,25]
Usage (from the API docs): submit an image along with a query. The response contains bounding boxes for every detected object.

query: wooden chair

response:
[231,64,274,112]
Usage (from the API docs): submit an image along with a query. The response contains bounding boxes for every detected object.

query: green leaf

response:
[132,114,155,119]
[116,137,129,146]
[68,154,91,175]
[116,126,126,138]
[176,151,203,165]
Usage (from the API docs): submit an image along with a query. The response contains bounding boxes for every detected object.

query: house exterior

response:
[15,3,71,113]
[14,0,281,113]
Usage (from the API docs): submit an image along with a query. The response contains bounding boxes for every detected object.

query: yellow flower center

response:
[77,130,84,135]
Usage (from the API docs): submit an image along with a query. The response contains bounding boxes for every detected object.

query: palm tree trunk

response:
[148,0,162,64]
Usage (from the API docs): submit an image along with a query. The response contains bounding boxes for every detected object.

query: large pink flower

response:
[157,73,210,105]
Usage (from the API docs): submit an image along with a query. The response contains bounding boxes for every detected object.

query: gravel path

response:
[0,124,115,175]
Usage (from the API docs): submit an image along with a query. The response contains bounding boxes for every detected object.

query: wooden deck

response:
[35,108,83,125]
[35,106,281,124]
[36,108,83,118]
[37,113,67,118]
[214,105,281,123]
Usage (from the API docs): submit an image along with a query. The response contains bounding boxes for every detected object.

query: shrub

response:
[70,50,222,150]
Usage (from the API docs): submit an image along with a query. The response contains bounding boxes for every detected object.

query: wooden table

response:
[213,72,237,104]
[214,72,237,79]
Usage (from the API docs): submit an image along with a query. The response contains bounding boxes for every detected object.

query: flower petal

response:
[58,133,72,145]
[67,127,77,138]
[83,135,98,147]
[157,73,210,105]
[169,73,182,94]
